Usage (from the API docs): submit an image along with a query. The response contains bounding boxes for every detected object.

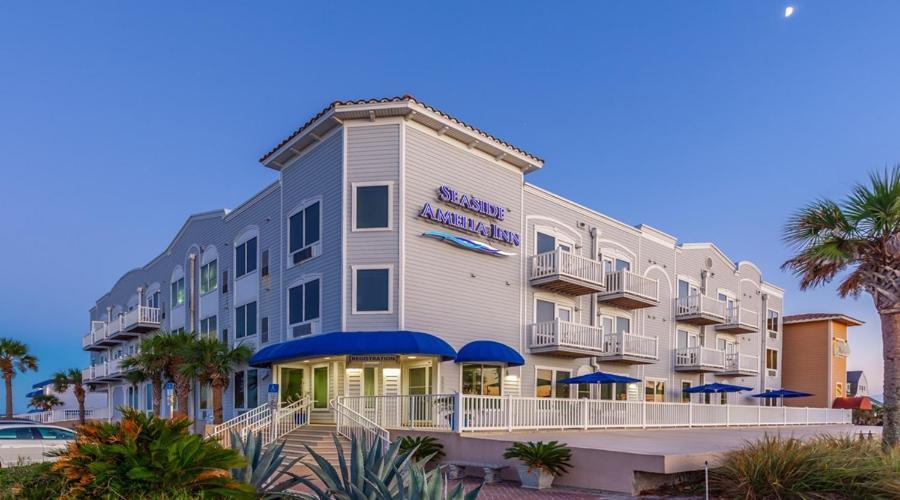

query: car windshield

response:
[37,427,76,439]
[0,427,34,439]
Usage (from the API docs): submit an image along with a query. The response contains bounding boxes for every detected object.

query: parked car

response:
[0,424,76,466]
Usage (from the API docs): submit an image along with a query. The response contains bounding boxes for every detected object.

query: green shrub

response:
[52,408,253,498]
[711,435,900,499]
[398,435,445,464]
[502,441,572,477]
[0,462,66,500]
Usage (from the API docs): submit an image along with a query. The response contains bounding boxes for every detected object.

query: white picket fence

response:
[329,394,851,433]
[14,407,110,423]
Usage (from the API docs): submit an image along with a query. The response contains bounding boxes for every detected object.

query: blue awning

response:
[558,371,641,385]
[454,340,524,367]
[752,389,813,399]
[249,331,457,368]
[32,379,53,389]
[684,383,753,394]
[25,389,43,398]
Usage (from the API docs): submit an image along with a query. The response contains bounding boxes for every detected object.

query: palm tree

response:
[783,167,900,448]
[52,368,87,425]
[158,330,200,419]
[0,338,39,418]
[181,337,252,424]
[121,333,168,417]
[29,393,63,413]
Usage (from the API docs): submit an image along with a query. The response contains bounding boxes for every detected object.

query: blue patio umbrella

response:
[557,371,641,385]
[683,383,753,394]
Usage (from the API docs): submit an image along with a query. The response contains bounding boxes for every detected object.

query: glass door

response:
[280,368,304,405]
[312,366,329,409]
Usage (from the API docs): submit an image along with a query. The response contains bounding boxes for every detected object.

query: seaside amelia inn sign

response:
[418,185,521,256]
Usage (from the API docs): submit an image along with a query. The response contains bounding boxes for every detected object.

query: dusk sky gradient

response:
[1,2,897,412]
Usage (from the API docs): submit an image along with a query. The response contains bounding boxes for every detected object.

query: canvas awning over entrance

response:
[832,396,873,410]
[454,340,525,367]
[249,330,457,368]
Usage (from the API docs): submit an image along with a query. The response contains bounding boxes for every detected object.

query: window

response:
[535,299,573,323]
[199,384,210,411]
[601,255,631,274]
[171,278,185,307]
[289,201,321,265]
[145,383,152,411]
[720,392,728,405]
[236,302,257,339]
[681,381,692,403]
[461,364,502,396]
[147,290,161,309]
[353,183,392,230]
[200,315,217,339]
[261,317,269,343]
[247,370,258,408]
[353,267,391,313]
[220,328,228,345]
[222,270,229,294]
[234,371,245,409]
[236,237,258,278]
[535,368,571,398]
[677,330,699,348]
[535,231,572,254]
[766,348,778,373]
[601,315,631,335]
[200,260,217,295]
[0,427,35,440]
[261,249,270,278]
[677,279,699,299]
[767,309,780,333]
[645,380,665,402]
[289,279,321,337]
[577,382,591,399]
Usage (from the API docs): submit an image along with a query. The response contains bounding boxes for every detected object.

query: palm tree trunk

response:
[152,379,163,417]
[212,382,224,424]
[882,311,900,448]
[174,375,191,419]
[76,387,85,425]
[4,374,12,418]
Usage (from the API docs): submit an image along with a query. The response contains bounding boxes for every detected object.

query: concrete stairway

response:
[278,424,347,467]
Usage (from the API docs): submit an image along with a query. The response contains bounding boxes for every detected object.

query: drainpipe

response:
[588,227,601,398]
[760,293,768,403]
[188,253,197,332]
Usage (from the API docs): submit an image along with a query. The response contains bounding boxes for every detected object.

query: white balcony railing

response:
[108,315,124,336]
[339,394,456,432]
[675,346,726,369]
[603,270,659,302]
[600,331,659,360]
[14,407,110,423]
[107,358,123,377]
[675,294,727,320]
[83,363,108,380]
[124,306,162,330]
[529,320,605,354]
[529,249,605,287]
[723,306,759,329]
[724,352,760,374]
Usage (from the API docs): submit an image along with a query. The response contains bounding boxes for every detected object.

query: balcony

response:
[124,306,162,333]
[82,321,108,351]
[103,358,124,379]
[597,270,659,309]
[82,363,108,381]
[106,315,137,341]
[715,306,759,334]
[594,331,659,363]
[675,294,727,325]
[674,346,726,372]
[528,249,605,296]
[528,319,605,357]
[718,352,760,376]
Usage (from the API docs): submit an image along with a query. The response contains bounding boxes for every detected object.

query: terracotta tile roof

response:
[259,95,543,164]
[783,313,865,326]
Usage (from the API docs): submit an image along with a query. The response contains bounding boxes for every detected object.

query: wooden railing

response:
[333,398,391,452]
[603,270,659,301]
[725,353,760,374]
[457,395,852,431]
[675,346,726,369]
[529,320,605,353]
[675,294,727,319]
[529,249,604,286]
[124,306,162,329]
[600,331,659,360]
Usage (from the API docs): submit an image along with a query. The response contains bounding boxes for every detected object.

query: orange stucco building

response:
[781,313,864,408]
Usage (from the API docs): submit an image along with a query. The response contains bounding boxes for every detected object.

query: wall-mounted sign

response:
[419,185,520,255]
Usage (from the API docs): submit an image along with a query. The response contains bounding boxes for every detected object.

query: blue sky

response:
[1,2,895,412]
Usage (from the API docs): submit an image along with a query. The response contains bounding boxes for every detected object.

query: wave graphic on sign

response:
[422,230,516,257]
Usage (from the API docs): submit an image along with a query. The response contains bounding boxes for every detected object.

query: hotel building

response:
[81,96,789,424]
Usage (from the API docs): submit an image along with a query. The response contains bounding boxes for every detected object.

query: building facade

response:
[782,313,864,408]
[81,96,787,423]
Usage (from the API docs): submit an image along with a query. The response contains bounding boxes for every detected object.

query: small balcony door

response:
[536,231,572,254]
[536,299,572,323]
[718,292,736,320]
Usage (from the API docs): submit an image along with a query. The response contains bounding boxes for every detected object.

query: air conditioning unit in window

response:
[292,324,312,338]
[292,247,313,265]
[768,331,778,340]
[767,369,777,377]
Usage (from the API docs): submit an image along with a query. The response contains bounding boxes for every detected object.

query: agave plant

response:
[229,429,306,496]
[502,441,572,477]
[297,433,480,499]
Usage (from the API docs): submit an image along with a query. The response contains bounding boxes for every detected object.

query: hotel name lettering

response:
[419,185,521,246]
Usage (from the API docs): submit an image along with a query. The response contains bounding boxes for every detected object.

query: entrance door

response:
[405,366,432,426]
[279,368,303,405]
[312,366,329,410]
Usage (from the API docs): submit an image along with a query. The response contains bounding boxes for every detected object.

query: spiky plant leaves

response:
[502,441,572,477]
[229,430,305,496]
